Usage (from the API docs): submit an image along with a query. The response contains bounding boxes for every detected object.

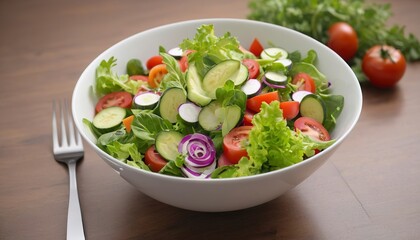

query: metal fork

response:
[52,99,85,240]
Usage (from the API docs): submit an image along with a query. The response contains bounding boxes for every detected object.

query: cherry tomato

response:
[249,38,264,57]
[95,91,132,113]
[292,73,316,93]
[243,109,256,126]
[223,126,252,164]
[129,75,149,82]
[144,145,168,172]
[327,22,358,62]
[280,101,300,120]
[179,55,188,72]
[146,55,164,70]
[362,45,406,88]
[148,64,168,88]
[217,153,234,167]
[294,117,330,141]
[246,91,280,113]
[242,59,260,79]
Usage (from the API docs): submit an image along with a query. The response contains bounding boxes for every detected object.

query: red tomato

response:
[179,55,188,72]
[223,126,252,164]
[249,38,264,57]
[217,153,234,167]
[327,22,358,62]
[243,109,256,126]
[280,101,300,120]
[146,55,164,70]
[95,91,132,113]
[292,73,316,93]
[129,75,149,82]
[294,117,330,141]
[242,59,260,79]
[362,45,406,88]
[148,64,168,88]
[144,145,168,172]
[246,91,280,112]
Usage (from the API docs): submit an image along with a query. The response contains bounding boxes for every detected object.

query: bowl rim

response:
[72,18,363,183]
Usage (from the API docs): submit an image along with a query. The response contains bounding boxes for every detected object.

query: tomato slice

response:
[280,101,300,120]
[148,64,168,88]
[144,145,168,172]
[95,91,132,113]
[223,126,252,164]
[249,38,264,57]
[146,55,164,70]
[292,73,316,93]
[246,91,280,113]
[129,75,149,82]
[242,59,260,79]
[179,55,188,72]
[294,117,330,141]
[243,109,256,126]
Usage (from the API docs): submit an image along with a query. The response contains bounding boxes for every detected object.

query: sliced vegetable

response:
[217,153,234,167]
[242,59,260,79]
[122,115,134,133]
[202,60,240,98]
[292,72,316,93]
[186,64,212,106]
[146,55,164,70]
[229,63,249,86]
[246,91,279,112]
[158,88,187,123]
[167,47,183,59]
[223,126,252,164]
[275,58,292,69]
[299,94,326,124]
[280,101,300,120]
[92,106,126,133]
[292,90,312,103]
[179,133,216,168]
[155,130,183,161]
[145,145,168,172]
[148,64,168,88]
[132,92,160,110]
[241,79,262,98]
[249,38,264,57]
[294,117,330,141]
[198,101,223,131]
[178,102,201,124]
[260,47,288,60]
[264,71,288,86]
[95,91,132,113]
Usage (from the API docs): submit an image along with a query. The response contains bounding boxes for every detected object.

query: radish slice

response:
[274,58,292,69]
[178,102,201,124]
[133,91,161,109]
[167,47,183,59]
[241,79,262,98]
[292,90,313,103]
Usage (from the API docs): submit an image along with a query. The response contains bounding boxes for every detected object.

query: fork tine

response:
[64,99,76,146]
[59,100,68,147]
[52,100,60,150]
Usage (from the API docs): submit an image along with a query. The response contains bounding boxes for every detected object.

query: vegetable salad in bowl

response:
[83,24,344,179]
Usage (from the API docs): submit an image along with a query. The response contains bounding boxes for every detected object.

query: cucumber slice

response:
[92,106,126,132]
[178,102,201,124]
[221,105,242,136]
[264,71,288,86]
[299,94,326,124]
[155,130,183,161]
[275,58,292,69]
[202,60,240,98]
[241,79,262,98]
[159,88,187,123]
[229,63,249,86]
[133,92,160,110]
[186,64,212,106]
[260,47,288,60]
[198,101,223,131]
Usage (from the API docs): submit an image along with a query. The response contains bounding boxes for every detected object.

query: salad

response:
[83,24,344,179]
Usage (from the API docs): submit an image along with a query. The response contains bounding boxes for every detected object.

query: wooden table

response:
[1,0,419,239]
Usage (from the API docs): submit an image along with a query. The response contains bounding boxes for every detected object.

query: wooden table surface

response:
[1,0,419,239]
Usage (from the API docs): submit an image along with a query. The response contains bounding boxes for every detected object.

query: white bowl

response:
[72,18,362,212]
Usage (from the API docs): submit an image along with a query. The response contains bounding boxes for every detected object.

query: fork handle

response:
[67,161,85,240]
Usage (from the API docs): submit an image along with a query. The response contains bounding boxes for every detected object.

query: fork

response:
[52,99,85,240]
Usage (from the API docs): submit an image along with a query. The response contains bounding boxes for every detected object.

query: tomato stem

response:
[380,45,395,63]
